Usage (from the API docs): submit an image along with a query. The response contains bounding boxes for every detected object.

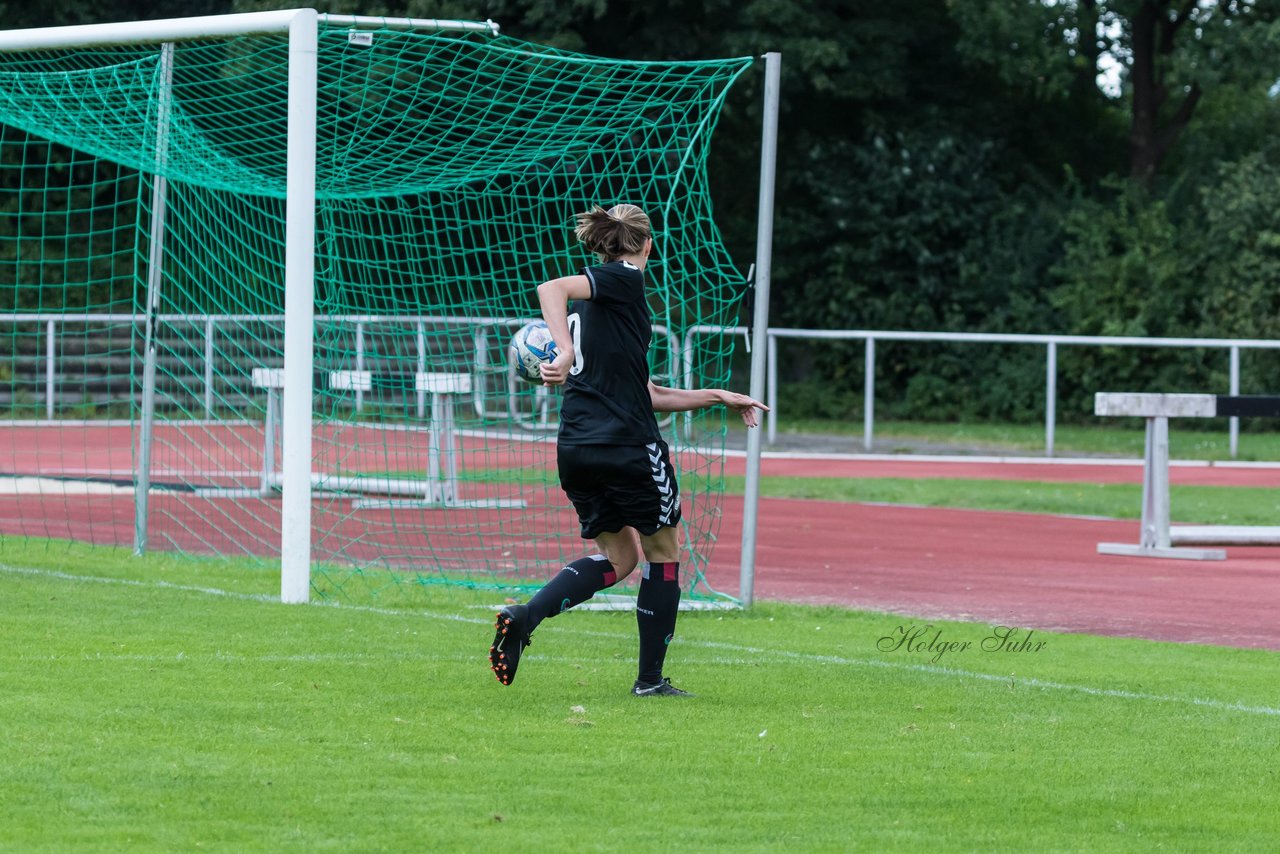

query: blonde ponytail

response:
[574,203,651,262]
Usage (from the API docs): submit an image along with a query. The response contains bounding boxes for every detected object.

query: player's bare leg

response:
[592,527,642,582]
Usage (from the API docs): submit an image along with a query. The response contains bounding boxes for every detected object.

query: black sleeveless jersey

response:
[557,260,661,446]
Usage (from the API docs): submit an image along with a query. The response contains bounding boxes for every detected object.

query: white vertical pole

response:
[427,391,443,502]
[440,390,459,503]
[45,319,55,420]
[354,320,365,412]
[863,338,875,452]
[1151,416,1171,549]
[280,10,318,604]
[1229,346,1239,459]
[472,325,489,420]
[1138,418,1156,548]
[416,320,427,419]
[204,317,214,417]
[1138,416,1172,550]
[765,333,777,445]
[536,384,550,428]
[134,42,175,555]
[261,387,279,496]
[739,52,780,609]
[1045,341,1057,458]
[682,330,695,441]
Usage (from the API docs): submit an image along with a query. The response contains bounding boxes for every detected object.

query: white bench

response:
[248,368,521,509]
[1094,392,1280,560]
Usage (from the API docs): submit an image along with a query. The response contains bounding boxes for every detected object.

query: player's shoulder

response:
[586,259,643,281]
[582,260,644,304]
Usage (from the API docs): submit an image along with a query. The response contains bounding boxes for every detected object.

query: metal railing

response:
[6,313,1278,458]
[0,312,681,428]
[683,326,1280,459]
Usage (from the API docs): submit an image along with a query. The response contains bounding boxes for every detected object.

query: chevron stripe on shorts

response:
[647,442,678,525]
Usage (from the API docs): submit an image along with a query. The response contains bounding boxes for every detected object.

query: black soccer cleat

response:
[489,604,532,686]
[631,677,693,697]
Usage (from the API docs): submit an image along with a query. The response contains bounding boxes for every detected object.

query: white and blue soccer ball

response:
[509,320,559,383]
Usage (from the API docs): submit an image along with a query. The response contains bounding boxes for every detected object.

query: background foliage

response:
[6,0,1280,423]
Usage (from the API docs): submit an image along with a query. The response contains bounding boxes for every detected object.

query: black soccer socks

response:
[636,561,680,685]
[525,553,618,631]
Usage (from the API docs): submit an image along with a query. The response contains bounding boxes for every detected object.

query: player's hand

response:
[540,349,574,386]
[721,391,768,428]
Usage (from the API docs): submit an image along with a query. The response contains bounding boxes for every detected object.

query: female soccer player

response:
[489,203,767,696]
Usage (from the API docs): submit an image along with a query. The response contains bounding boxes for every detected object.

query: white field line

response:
[4,563,1278,719]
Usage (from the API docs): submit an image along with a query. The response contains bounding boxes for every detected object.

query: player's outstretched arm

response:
[648,382,768,427]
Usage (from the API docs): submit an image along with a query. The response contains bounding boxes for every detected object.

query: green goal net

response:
[0,16,758,604]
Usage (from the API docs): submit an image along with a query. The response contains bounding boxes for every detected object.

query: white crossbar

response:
[0,10,497,51]
[1171,526,1280,546]
[0,11,302,50]
[1094,393,1217,418]
[328,370,371,392]
[416,372,471,394]
[251,367,285,389]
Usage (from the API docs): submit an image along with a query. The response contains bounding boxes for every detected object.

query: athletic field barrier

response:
[1095,392,1280,560]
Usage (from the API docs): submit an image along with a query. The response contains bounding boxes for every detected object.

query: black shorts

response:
[557,440,682,539]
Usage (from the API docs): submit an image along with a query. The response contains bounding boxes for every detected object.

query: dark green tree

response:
[950,0,1280,186]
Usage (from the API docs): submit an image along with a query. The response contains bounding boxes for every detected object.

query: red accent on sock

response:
[603,568,618,587]
[653,561,678,582]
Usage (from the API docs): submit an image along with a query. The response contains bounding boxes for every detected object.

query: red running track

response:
[1,424,1277,649]
[706,496,1280,650]
[2,486,1277,650]
[6,424,1279,488]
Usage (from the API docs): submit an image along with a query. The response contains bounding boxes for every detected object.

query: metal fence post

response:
[416,320,427,419]
[1045,341,1057,458]
[682,328,695,442]
[863,337,875,453]
[766,332,777,445]
[204,318,215,417]
[354,320,365,412]
[45,318,56,420]
[739,51,781,609]
[1229,346,1240,459]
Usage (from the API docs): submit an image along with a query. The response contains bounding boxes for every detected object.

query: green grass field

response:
[3,540,1278,851]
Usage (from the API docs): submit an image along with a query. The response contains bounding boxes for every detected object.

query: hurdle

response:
[1094,392,1280,560]
[241,368,522,509]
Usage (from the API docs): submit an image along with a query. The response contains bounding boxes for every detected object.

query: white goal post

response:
[0,10,498,603]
